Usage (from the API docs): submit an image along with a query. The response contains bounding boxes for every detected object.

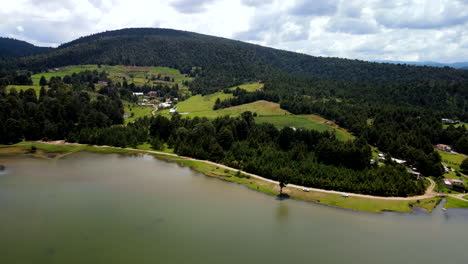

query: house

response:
[391,158,406,164]
[158,102,171,108]
[436,144,452,152]
[443,178,464,190]
[443,165,451,173]
[165,98,171,102]
[97,81,108,86]
[133,92,144,96]
[442,118,460,125]
[378,153,385,160]
[147,91,158,97]
[169,107,178,114]
[410,171,421,180]
[442,118,452,125]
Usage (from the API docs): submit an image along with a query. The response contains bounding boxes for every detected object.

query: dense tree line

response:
[68,118,150,148]
[72,112,424,196]
[0,80,123,144]
[0,69,33,86]
[213,89,468,177]
[3,28,467,96]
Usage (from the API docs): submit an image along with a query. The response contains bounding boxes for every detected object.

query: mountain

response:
[0,37,52,59]
[11,28,467,89]
[373,60,468,69]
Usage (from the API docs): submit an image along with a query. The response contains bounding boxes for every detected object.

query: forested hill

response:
[9,28,468,87]
[0,37,51,59]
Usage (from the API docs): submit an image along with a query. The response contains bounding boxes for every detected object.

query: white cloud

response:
[0,0,467,62]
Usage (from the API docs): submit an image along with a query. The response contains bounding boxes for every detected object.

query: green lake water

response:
[0,152,467,264]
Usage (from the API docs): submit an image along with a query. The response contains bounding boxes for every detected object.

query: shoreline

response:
[1,140,466,213]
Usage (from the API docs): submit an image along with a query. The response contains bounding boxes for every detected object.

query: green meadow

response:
[31,65,192,94]
[438,150,467,173]
[6,85,46,96]
[443,122,468,129]
[123,102,154,124]
[256,114,353,141]
[444,196,468,209]
[158,92,353,141]
[229,82,263,92]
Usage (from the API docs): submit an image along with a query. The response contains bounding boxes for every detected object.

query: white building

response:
[158,102,171,108]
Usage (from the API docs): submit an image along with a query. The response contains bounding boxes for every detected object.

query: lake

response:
[0,152,467,264]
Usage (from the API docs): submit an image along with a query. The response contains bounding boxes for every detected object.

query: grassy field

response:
[31,66,93,85]
[256,114,353,141]
[136,142,174,154]
[229,82,263,92]
[219,100,288,116]
[443,122,468,129]
[444,196,468,209]
[123,102,154,124]
[438,150,468,192]
[0,142,136,161]
[6,85,46,96]
[159,92,234,117]
[31,65,192,94]
[438,150,466,167]
[158,92,353,141]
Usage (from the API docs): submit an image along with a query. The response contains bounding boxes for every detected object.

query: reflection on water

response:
[276,201,290,224]
[0,152,467,264]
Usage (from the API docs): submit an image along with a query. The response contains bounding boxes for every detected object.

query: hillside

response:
[373,60,468,69]
[0,37,51,59]
[10,28,467,86]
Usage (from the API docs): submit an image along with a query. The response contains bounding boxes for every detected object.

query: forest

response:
[69,112,426,197]
[1,28,468,197]
[0,37,51,59]
[0,72,123,144]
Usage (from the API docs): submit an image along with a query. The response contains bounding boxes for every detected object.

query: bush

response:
[30,145,37,153]
[150,137,164,151]
[461,158,468,173]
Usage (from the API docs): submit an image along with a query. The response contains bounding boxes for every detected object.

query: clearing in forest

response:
[31,65,192,94]
[158,92,353,141]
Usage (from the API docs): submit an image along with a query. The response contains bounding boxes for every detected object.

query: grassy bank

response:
[0,141,441,213]
[444,197,468,209]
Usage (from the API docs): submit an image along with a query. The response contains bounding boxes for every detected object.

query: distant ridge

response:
[373,60,468,69]
[0,37,52,59]
[7,27,466,89]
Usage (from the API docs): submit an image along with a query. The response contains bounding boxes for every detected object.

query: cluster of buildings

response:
[132,91,178,110]
[375,153,421,179]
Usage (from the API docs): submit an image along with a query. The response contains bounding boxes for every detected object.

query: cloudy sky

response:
[1,0,468,62]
